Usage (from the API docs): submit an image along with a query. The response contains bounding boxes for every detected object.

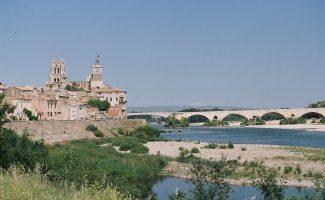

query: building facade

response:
[3,56,127,121]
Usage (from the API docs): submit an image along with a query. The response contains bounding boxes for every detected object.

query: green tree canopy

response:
[88,99,110,111]
[65,82,84,91]
[0,94,15,127]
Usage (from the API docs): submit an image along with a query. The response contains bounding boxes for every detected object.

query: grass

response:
[0,166,133,200]
[281,146,325,161]
[108,136,149,154]
[46,138,168,199]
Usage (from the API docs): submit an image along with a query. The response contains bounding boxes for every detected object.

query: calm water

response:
[153,177,314,200]
[150,125,323,199]
[157,125,325,148]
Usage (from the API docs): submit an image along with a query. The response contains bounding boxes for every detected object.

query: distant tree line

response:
[308,101,325,108]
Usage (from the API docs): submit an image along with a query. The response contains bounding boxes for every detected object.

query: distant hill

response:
[128,105,252,113]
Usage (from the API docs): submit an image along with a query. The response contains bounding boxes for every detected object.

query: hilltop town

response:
[0,55,127,121]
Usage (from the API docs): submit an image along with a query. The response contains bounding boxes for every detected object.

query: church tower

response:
[89,55,104,88]
[47,59,68,90]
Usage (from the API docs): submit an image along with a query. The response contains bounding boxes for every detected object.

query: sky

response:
[0,0,324,108]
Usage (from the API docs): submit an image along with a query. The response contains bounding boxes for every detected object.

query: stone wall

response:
[3,119,146,144]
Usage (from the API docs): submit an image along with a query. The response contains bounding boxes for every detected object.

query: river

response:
[150,125,324,199]
[158,125,325,148]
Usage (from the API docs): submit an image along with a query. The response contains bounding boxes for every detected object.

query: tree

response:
[23,108,38,121]
[88,99,110,111]
[0,94,15,127]
[64,82,84,91]
[253,166,285,200]
[0,94,48,170]
[189,160,235,200]
[164,115,190,128]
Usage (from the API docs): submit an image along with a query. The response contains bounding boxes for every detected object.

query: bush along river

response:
[149,124,324,199]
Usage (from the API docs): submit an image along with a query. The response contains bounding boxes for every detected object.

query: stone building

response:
[4,56,127,120]
[46,59,68,90]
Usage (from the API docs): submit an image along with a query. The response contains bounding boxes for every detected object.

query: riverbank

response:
[145,141,325,188]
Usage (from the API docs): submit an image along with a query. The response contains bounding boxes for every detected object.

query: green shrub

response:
[320,118,325,124]
[88,99,110,111]
[86,124,98,132]
[47,139,167,199]
[180,148,190,156]
[284,166,293,174]
[85,124,103,137]
[130,126,161,141]
[241,147,247,151]
[119,143,132,151]
[294,165,302,175]
[219,145,227,149]
[23,108,38,121]
[94,130,104,137]
[111,139,122,146]
[164,115,190,128]
[65,82,84,91]
[191,147,200,154]
[280,118,306,125]
[0,129,48,170]
[203,120,229,127]
[131,145,149,154]
[206,143,218,149]
[228,141,234,149]
[118,128,128,136]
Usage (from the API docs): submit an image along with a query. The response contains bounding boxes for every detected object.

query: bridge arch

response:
[187,114,210,123]
[221,113,249,121]
[261,112,286,121]
[299,112,324,119]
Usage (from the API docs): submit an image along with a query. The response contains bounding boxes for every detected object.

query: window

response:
[116,97,118,101]
[110,97,112,101]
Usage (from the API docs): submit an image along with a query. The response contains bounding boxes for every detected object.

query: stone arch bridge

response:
[127,108,325,121]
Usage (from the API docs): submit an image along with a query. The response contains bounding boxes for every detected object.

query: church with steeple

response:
[43,55,128,119]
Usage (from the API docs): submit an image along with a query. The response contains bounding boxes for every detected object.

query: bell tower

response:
[89,55,104,88]
[47,59,68,90]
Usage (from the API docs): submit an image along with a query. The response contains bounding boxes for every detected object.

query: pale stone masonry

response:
[2,56,127,120]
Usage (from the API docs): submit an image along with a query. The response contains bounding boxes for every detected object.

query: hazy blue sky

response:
[0,0,324,108]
